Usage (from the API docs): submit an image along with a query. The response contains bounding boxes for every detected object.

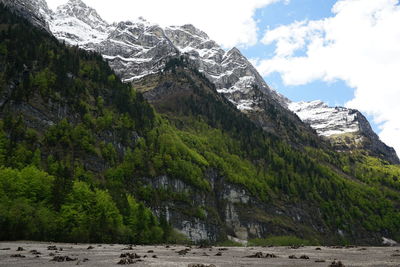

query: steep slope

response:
[50,0,109,45]
[2,1,400,246]
[290,100,399,164]
[45,0,320,146]
[0,3,163,243]
[131,58,400,244]
[9,0,397,163]
[0,0,52,31]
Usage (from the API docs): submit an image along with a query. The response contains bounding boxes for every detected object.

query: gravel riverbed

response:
[1,241,400,266]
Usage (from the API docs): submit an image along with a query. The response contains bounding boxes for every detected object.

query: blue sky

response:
[241,0,400,154]
[243,0,352,106]
[242,0,381,131]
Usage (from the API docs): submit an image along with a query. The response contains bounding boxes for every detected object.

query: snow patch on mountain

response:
[288,100,360,137]
[50,0,110,45]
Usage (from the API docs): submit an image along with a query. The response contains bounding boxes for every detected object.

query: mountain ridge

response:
[38,0,398,162]
[2,1,400,245]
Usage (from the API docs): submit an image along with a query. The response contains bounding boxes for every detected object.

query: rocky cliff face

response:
[0,0,53,31]
[289,100,399,164]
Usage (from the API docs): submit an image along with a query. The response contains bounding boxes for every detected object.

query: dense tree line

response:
[0,4,166,243]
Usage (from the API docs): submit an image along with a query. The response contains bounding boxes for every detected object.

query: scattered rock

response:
[87,246,94,250]
[188,264,216,267]
[147,250,154,253]
[391,254,400,257]
[382,237,398,246]
[218,248,228,251]
[17,247,24,251]
[288,255,297,259]
[246,252,277,258]
[152,255,157,258]
[30,249,41,255]
[47,245,57,250]
[11,254,25,258]
[315,247,322,250]
[315,259,326,262]
[329,260,345,267]
[122,245,134,250]
[177,249,190,255]
[117,258,142,265]
[202,252,209,256]
[165,245,170,248]
[0,248,11,250]
[51,255,77,262]
[299,255,309,259]
[120,253,140,259]
[358,248,367,251]
[83,258,89,262]
[215,252,222,256]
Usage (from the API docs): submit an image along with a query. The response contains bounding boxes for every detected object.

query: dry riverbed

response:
[1,241,400,266]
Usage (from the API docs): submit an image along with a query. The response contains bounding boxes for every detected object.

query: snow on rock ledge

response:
[288,100,360,137]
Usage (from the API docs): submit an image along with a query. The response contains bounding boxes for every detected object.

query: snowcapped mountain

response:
[289,100,399,163]
[48,0,287,108]
[50,0,109,45]
[45,0,305,140]
[7,0,398,163]
[289,100,360,137]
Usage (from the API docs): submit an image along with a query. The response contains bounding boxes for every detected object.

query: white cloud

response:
[46,0,282,48]
[255,0,400,156]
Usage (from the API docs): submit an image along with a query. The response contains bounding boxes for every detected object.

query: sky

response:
[46,0,400,156]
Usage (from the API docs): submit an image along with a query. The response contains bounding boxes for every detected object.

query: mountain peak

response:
[180,24,209,40]
[51,0,109,45]
[228,47,241,54]
[66,0,86,6]
[289,100,399,163]
[56,0,108,27]
[224,47,249,63]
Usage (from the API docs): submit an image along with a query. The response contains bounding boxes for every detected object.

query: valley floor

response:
[0,241,399,266]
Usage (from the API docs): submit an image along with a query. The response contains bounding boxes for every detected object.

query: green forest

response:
[1,3,400,245]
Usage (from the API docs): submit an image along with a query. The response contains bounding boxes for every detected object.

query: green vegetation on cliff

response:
[0,3,400,245]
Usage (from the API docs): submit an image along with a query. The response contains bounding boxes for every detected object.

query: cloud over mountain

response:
[255,0,400,155]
